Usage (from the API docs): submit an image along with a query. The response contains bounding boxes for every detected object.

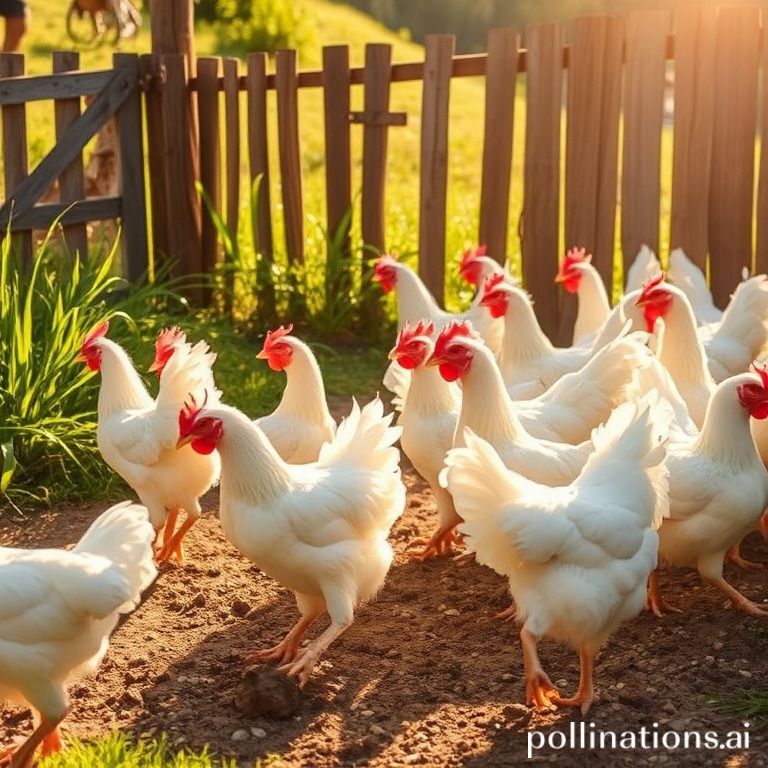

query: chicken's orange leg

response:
[711,576,768,617]
[154,508,179,558]
[246,613,321,665]
[406,524,461,560]
[554,647,596,715]
[646,571,681,617]
[155,515,198,564]
[520,627,559,711]
[726,542,764,572]
[280,616,352,687]
[8,712,65,768]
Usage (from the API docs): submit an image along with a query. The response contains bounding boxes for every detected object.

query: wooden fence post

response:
[0,53,31,268]
[52,51,88,262]
[223,57,240,315]
[114,53,148,282]
[246,52,275,321]
[522,23,562,341]
[197,56,221,306]
[418,35,454,307]
[479,27,519,266]
[757,20,768,276]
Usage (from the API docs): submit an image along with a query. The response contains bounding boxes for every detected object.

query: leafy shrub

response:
[0,228,181,507]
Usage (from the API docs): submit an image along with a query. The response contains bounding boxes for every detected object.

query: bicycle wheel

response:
[65,2,101,46]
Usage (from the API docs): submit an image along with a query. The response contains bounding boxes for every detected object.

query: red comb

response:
[638,272,667,302]
[752,360,768,389]
[155,326,185,353]
[262,324,294,352]
[562,247,591,271]
[482,271,507,296]
[179,391,208,437]
[397,319,435,346]
[82,320,109,348]
[460,244,488,268]
[374,253,398,275]
[433,321,476,358]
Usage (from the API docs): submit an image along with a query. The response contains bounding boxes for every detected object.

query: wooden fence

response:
[0,51,147,279]
[1,5,766,343]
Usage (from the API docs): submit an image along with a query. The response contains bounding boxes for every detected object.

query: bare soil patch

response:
[2,402,767,767]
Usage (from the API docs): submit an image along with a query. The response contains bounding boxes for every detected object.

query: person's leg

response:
[1,0,28,52]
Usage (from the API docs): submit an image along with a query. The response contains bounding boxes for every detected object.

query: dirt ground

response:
[2,400,768,767]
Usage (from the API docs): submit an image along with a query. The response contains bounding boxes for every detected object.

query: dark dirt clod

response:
[234,665,302,719]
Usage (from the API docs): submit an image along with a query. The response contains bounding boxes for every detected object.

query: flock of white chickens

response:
[2,244,768,766]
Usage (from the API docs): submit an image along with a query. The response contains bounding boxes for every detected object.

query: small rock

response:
[738,670,752,679]
[713,640,724,651]
[705,655,715,663]
[501,673,514,682]
[369,724,386,736]
[444,608,460,617]
[231,729,249,742]
[556,679,568,688]
[231,600,251,618]
[615,682,625,690]
[250,727,267,739]
[662,701,676,714]
[234,665,302,719]
[385,649,400,659]
[360,709,375,717]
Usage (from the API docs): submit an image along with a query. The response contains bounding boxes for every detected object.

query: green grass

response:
[711,690,768,727]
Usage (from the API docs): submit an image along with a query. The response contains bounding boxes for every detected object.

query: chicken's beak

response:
[148,359,162,373]
[554,272,566,283]
[425,354,441,368]
[387,347,398,361]
[256,350,268,360]
[176,434,193,449]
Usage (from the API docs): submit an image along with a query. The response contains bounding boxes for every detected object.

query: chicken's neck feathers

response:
[575,267,611,340]
[405,366,460,417]
[395,266,443,326]
[275,342,332,423]
[501,294,554,369]
[218,408,293,506]
[659,300,715,391]
[97,339,154,419]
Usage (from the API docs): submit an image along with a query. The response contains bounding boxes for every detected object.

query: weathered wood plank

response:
[161,53,202,294]
[670,4,716,270]
[757,19,768,276]
[223,56,240,314]
[0,69,113,105]
[197,56,221,305]
[418,34,454,307]
[708,5,760,307]
[245,52,275,320]
[522,23,562,341]
[53,51,88,262]
[0,196,122,231]
[141,54,170,266]
[0,53,32,266]
[621,10,669,270]
[114,53,148,282]
[479,27,519,266]
[322,44,352,302]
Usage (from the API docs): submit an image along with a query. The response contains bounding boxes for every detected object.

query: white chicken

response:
[648,364,768,617]
[176,396,405,685]
[373,252,503,357]
[253,325,336,463]
[0,501,156,767]
[480,274,599,398]
[388,320,462,559]
[441,395,667,714]
[667,247,724,325]
[80,322,220,563]
[624,244,662,294]
[457,244,509,308]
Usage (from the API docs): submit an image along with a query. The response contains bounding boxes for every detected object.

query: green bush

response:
[0,229,181,507]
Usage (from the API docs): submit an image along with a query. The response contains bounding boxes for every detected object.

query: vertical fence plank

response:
[360,43,393,324]
[275,49,305,315]
[223,57,240,314]
[161,53,202,301]
[197,56,221,306]
[757,22,768,276]
[418,35,454,307]
[52,51,87,262]
[141,54,170,267]
[708,5,760,307]
[114,53,148,282]
[322,45,352,303]
[563,16,623,339]
[670,4,716,271]
[0,53,31,267]
[621,10,669,270]
[479,27,519,265]
[246,52,275,320]
[522,23,562,341]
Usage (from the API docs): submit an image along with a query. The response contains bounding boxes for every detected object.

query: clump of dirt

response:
[1,447,767,766]
[235,666,302,720]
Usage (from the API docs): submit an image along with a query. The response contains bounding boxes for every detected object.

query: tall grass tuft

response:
[0,227,181,508]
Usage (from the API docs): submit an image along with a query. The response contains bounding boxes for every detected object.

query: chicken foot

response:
[726,543,764,572]
[245,612,321,665]
[710,576,768,617]
[156,514,198,564]
[646,571,682,617]
[553,648,595,715]
[520,627,559,711]
[153,508,179,557]
[406,525,461,560]
[7,712,65,768]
